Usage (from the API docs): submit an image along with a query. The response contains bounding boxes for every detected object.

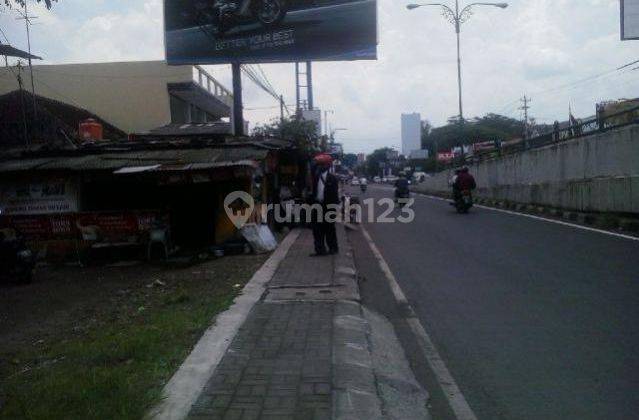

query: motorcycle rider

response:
[451,169,461,201]
[394,172,410,200]
[359,177,368,193]
[454,167,477,193]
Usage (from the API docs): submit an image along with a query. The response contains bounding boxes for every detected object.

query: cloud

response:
[2,0,638,153]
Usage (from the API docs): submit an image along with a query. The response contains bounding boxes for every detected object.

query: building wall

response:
[1,61,199,134]
[401,113,421,156]
[412,124,639,214]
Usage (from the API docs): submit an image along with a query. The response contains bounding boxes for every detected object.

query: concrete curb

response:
[411,188,639,235]
[334,223,361,303]
[332,300,383,420]
[332,224,384,420]
[334,224,431,420]
[146,229,300,420]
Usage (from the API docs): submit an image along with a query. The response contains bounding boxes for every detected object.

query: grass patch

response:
[0,255,268,420]
[1,293,234,420]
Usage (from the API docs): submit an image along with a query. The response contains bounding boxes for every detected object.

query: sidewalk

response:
[184,226,382,420]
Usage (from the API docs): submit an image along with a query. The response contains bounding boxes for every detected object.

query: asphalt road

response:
[349,184,639,420]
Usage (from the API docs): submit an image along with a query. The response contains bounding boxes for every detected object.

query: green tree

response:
[341,153,358,169]
[3,0,54,9]
[252,116,321,157]
[421,119,433,136]
[422,113,524,155]
[365,147,394,178]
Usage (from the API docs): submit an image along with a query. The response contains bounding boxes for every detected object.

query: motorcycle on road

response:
[395,189,410,208]
[453,189,474,214]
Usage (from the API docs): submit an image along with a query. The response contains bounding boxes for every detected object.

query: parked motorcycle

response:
[454,189,473,213]
[194,0,288,36]
[0,229,35,284]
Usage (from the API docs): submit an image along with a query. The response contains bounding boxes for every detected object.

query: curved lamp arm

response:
[407,3,456,16]
[458,2,507,26]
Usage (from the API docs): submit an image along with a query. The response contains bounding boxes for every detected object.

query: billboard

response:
[164,0,377,64]
[621,0,639,40]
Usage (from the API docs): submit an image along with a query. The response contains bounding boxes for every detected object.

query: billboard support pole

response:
[280,94,284,125]
[232,62,244,136]
[295,62,300,113]
[306,61,313,110]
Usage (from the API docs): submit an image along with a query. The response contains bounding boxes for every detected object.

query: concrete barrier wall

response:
[413,124,639,214]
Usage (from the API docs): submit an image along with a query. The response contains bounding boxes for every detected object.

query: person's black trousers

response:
[311,204,339,255]
[324,220,338,253]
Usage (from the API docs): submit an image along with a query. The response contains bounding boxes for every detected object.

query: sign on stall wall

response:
[0,214,76,240]
[0,211,168,241]
[0,180,78,215]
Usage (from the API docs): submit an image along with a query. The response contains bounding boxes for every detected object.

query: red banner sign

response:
[0,211,167,242]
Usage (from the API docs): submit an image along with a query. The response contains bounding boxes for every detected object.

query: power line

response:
[185,18,291,120]
[241,64,290,116]
[492,58,639,116]
[243,65,277,99]
[0,25,10,43]
[245,104,295,110]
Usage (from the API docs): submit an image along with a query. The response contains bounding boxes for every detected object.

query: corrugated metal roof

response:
[146,122,231,136]
[0,146,269,173]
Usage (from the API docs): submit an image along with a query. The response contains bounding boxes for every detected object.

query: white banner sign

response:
[0,180,79,215]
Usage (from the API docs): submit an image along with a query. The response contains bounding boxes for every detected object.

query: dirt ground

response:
[0,254,268,377]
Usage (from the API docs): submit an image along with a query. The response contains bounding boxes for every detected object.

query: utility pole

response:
[520,95,531,147]
[294,62,314,112]
[279,94,284,125]
[16,62,29,147]
[306,61,313,110]
[17,0,38,118]
[294,62,300,114]
[232,62,244,136]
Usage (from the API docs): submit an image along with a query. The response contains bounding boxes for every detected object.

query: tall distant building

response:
[401,113,422,157]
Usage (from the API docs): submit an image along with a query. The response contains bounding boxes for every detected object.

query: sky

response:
[1,0,638,153]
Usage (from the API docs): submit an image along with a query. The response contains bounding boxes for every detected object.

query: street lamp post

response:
[406,1,508,124]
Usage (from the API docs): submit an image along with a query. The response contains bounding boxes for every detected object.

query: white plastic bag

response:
[240,223,277,253]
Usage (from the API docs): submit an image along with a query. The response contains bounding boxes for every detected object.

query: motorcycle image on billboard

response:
[164,0,377,64]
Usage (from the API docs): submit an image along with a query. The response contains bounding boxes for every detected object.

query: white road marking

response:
[414,193,639,242]
[360,225,478,420]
